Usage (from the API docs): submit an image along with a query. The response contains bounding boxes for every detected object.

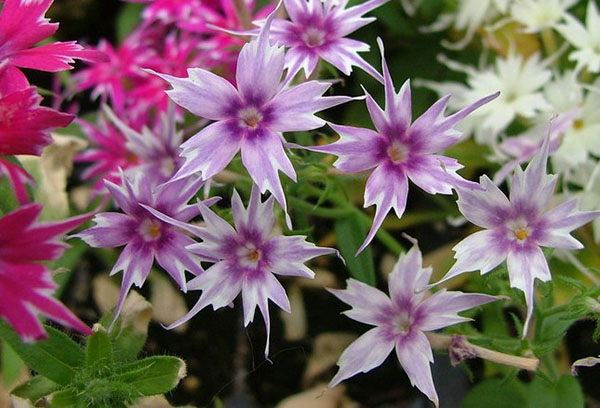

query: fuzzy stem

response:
[540,28,557,57]
[426,332,539,372]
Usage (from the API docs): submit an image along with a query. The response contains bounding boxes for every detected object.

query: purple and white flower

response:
[329,242,497,407]
[302,39,498,253]
[268,0,387,81]
[436,137,600,335]
[74,171,216,326]
[148,9,351,228]
[157,185,337,356]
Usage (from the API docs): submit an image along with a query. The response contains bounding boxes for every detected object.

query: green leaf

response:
[527,375,583,408]
[49,389,79,407]
[460,378,526,408]
[11,376,59,402]
[113,356,186,396]
[98,306,150,363]
[85,327,113,374]
[2,339,23,386]
[116,3,144,43]
[0,321,84,386]
[335,213,376,285]
[0,168,20,214]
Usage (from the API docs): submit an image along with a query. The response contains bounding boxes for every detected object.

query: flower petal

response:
[395,331,438,407]
[418,290,498,331]
[329,326,395,387]
[328,279,393,326]
[506,245,551,337]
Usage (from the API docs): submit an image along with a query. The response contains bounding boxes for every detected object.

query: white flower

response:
[422,0,509,49]
[419,53,552,144]
[556,0,600,73]
[510,0,577,33]
[545,76,600,169]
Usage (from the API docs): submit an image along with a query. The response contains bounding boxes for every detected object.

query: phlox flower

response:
[436,138,600,335]
[556,0,600,73]
[422,0,508,50]
[150,10,352,227]
[74,172,216,325]
[0,0,105,74]
[72,31,163,112]
[0,65,73,157]
[0,204,91,341]
[509,0,576,33]
[154,186,337,356]
[329,242,498,407]
[266,0,387,81]
[303,39,498,253]
[77,104,184,190]
[420,53,552,144]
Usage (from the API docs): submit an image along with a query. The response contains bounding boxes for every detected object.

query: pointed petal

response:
[174,121,242,181]
[329,326,395,387]
[73,212,135,248]
[267,235,336,278]
[456,176,512,229]
[395,331,438,407]
[437,229,509,286]
[240,129,296,225]
[328,279,393,326]
[388,243,432,304]
[145,69,240,121]
[418,290,498,331]
[359,164,408,254]
[231,185,275,238]
[506,245,551,337]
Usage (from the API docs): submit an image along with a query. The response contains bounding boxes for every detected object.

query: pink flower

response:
[0,204,92,341]
[0,0,106,74]
[329,243,497,407]
[0,65,73,157]
[301,39,497,253]
[156,185,337,356]
[74,172,217,326]
[436,137,600,335]
[150,10,351,227]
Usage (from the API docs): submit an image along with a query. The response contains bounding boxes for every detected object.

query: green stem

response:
[540,28,557,56]
[300,184,404,255]
[541,353,559,381]
[288,196,353,218]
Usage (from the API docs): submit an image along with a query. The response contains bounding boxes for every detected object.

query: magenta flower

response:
[150,11,351,227]
[329,243,497,407]
[269,0,387,81]
[0,66,73,157]
[156,186,337,356]
[125,0,198,24]
[303,39,498,253]
[0,0,105,74]
[74,172,216,325]
[0,204,92,341]
[436,138,600,335]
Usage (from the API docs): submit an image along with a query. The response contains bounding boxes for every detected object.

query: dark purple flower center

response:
[139,218,162,241]
[239,106,263,129]
[301,27,326,48]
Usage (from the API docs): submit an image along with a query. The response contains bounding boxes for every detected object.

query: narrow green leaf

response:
[2,339,23,386]
[11,376,58,402]
[0,321,84,386]
[113,356,186,396]
[85,326,113,373]
[0,170,20,214]
[335,214,376,286]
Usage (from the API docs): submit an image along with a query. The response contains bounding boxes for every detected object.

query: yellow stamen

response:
[573,119,584,130]
[514,228,529,241]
